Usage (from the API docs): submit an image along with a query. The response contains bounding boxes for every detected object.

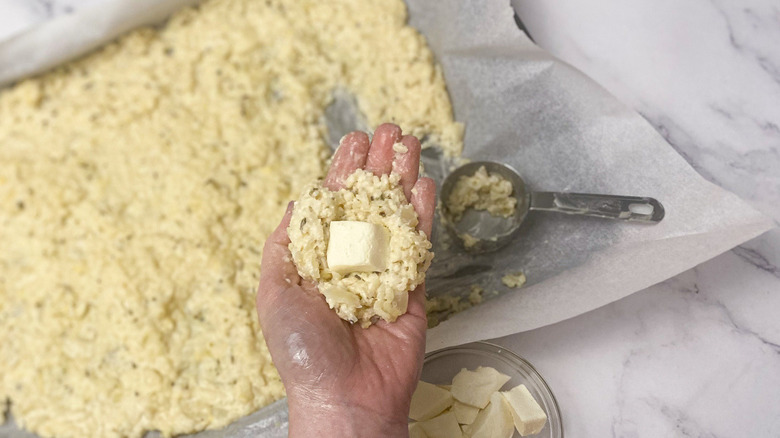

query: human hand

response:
[256,123,435,437]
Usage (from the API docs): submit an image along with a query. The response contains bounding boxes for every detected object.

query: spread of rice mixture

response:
[0,0,463,436]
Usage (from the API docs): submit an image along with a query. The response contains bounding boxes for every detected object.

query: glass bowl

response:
[422,342,563,438]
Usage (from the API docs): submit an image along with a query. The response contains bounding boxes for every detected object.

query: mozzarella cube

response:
[326,221,389,275]
[502,384,547,436]
[410,381,454,421]
[420,411,463,438]
[452,400,480,425]
[451,367,511,409]
[466,392,514,438]
[409,422,429,438]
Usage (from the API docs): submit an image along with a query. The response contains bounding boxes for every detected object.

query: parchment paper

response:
[409,1,773,350]
[0,0,773,436]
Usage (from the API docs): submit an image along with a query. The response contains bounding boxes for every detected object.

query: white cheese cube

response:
[452,400,480,425]
[451,366,511,409]
[466,392,514,438]
[420,411,463,438]
[502,384,547,436]
[409,422,429,438]
[410,381,454,421]
[326,221,389,275]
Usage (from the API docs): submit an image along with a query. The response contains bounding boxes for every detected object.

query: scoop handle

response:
[528,192,665,223]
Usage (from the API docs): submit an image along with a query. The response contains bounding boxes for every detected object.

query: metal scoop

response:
[440,161,665,253]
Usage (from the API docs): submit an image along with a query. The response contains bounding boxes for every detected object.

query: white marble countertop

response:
[1,1,778,437]
[506,1,780,436]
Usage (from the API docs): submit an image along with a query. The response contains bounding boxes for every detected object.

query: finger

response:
[391,134,421,200]
[323,131,370,191]
[405,283,428,322]
[364,123,402,176]
[257,203,300,311]
[410,177,436,237]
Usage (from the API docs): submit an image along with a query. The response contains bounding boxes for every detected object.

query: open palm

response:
[256,124,435,437]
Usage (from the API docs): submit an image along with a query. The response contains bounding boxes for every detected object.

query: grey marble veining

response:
[1,0,779,436]
[502,252,780,436]
[512,0,780,436]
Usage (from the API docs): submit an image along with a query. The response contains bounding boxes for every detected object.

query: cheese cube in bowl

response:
[416,342,562,438]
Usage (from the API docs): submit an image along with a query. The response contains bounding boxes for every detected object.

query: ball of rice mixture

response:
[287,169,433,327]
